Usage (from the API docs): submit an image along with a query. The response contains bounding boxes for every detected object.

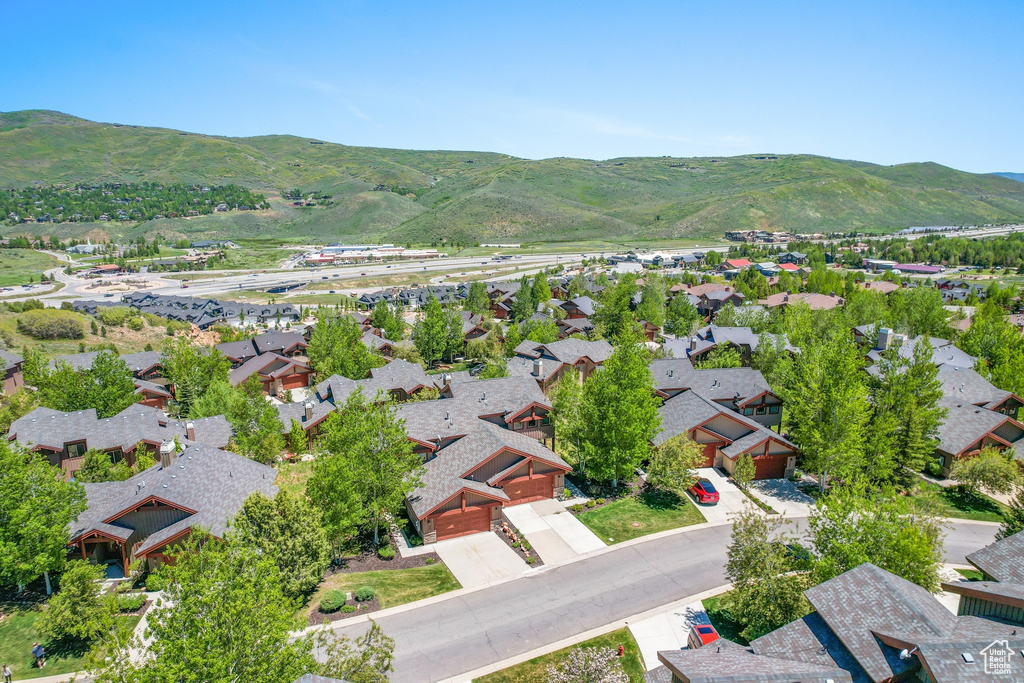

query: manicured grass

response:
[274,459,313,497]
[0,249,60,286]
[576,490,705,544]
[909,482,1008,522]
[955,568,986,581]
[0,604,140,680]
[475,627,645,683]
[702,591,749,646]
[304,563,461,617]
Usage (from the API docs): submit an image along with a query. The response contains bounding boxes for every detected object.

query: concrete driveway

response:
[689,468,747,523]
[431,532,529,589]
[629,600,711,670]
[502,499,606,564]
[749,478,815,515]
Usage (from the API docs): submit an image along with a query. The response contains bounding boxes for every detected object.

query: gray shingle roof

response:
[657,638,853,683]
[935,397,1024,456]
[252,331,307,355]
[228,353,310,386]
[70,443,278,556]
[937,364,1015,409]
[966,530,1024,583]
[0,349,22,372]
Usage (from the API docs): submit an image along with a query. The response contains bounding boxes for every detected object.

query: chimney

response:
[533,358,543,378]
[304,402,313,421]
[689,336,697,351]
[878,327,893,350]
[443,373,452,386]
[185,421,195,441]
[159,441,175,469]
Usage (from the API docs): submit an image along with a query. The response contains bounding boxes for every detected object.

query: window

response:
[743,408,754,416]
[768,405,780,415]
[542,416,551,426]
[755,405,767,415]
[513,421,523,430]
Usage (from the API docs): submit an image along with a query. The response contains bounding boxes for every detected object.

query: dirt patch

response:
[308,597,381,626]
[329,550,441,574]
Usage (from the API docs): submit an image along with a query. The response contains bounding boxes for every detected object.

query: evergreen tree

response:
[635,275,666,328]
[371,300,405,342]
[226,376,284,463]
[503,321,524,358]
[593,273,638,342]
[531,274,552,307]
[664,294,701,337]
[996,487,1024,541]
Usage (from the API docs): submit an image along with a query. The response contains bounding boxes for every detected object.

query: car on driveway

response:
[687,624,719,649]
[688,478,720,504]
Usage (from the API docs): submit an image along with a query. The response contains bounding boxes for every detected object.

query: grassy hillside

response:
[995,172,1024,183]
[2,110,1024,243]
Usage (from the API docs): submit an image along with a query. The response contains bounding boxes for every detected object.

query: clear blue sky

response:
[2,0,1021,173]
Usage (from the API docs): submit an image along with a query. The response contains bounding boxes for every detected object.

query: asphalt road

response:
[330,519,998,683]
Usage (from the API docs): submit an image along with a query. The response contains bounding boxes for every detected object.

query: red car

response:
[688,477,719,504]
[687,624,720,649]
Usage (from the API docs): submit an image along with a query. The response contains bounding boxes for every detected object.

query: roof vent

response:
[668,369,674,378]
[961,653,974,663]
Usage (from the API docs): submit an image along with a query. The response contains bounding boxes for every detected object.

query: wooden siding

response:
[994,421,1024,443]
[703,415,750,440]
[767,439,796,455]
[532,460,561,474]
[117,507,192,549]
[434,495,465,514]
[958,596,1024,624]
[464,491,495,506]
[467,449,522,482]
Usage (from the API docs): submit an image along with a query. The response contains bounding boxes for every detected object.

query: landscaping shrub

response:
[522,541,532,551]
[596,498,605,505]
[145,573,165,592]
[116,594,146,612]
[17,308,86,339]
[378,544,396,560]
[512,541,520,548]
[99,307,132,327]
[319,589,347,613]
[355,586,375,602]
[127,316,145,331]
[340,604,357,613]
[571,503,585,513]
[586,499,597,508]
[526,557,535,564]
[926,460,944,478]
[424,557,435,564]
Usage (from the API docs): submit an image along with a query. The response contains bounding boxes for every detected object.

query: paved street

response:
[331,519,997,682]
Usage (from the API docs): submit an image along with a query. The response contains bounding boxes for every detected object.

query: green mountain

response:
[995,172,1024,183]
[3,110,1024,243]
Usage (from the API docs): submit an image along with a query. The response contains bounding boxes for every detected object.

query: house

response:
[555,316,595,338]
[860,279,900,294]
[134,379,172,410]
[934,397,1024,474]
[942,531,1024,625]
[8,404,231,478]
[560,295,597,319]
[459,311,489,344]
[776,251,808,264]
[664,325,796,364]
[252,331,308,357]
[228,353,313,395]
[777,262,800,273]
[720,258,753,271]
[511,338,614,392]
[754,262,781,277]
[758,291,844,311]
[50,350,164,382]
[648,562,1024,683]
[860,327,976,369]
[69,443,278,575]
[360,330,395,358]
[697,289,745,317]
[0,349,24,395]
[399,377,568,542]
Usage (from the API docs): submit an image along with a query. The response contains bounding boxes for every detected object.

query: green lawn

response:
[0,249,60,286]
[909,482,1008,522]
[274,460,313,497]
[304,563,461,618]
[576,490,705,544]
[0,604,140,680]
[701,592,749,646]
[475,627,645,683]
[955,568,986,581]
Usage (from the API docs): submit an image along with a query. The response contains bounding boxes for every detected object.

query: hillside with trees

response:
[2,110,1024,244]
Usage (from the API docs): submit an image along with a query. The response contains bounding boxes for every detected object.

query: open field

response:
[475,627,645,683]
[4,111,1024,244]
[0,249,60,286]
[0,310,170,356]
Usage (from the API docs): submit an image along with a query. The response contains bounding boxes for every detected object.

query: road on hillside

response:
[328,519,998,683]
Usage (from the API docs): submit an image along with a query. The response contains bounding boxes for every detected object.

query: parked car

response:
[688,478,720,504]
[687,624,719,649]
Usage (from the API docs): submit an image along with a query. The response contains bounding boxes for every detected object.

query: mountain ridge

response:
[2,110,1023,243]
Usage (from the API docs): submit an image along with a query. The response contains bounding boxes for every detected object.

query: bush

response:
[571,504,585,513]
[17,308,86,339]
[424,557,435,565]
[926,460,945,478]
[22,298,44,311]
[526,557,535,564]
[512,541,520,548]
[98,307,132,326]
[522,541,532,551]
[354,586,375,602]
[340,604,357,613]
[586,499,597,508]
[319,589,347,613]
[145,573,166,592]
[127,316,145,331]
[116,594,146,612]
[596,498,605,505]
[377,545,395,560]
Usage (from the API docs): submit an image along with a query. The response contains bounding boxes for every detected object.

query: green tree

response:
[90,532,394,683]
[577,326,661,486]
[593,273,638,342]
[287,419,308,454]
[664,295,701,337]
[75,449,133,483]
[785,334,870,492]
[886,286,949,338]
[503,321,524,358]
[464,281,490,316]
[646,434,705,493]
[188,379,238,419]
[997,487,1024,541]
[307,314,385,379]
[412,295,450,367]
[0,387,37,433]
[733,453,755,490]
[520,316,559,343]
[314,390,423,545]
[725,505,810,640]
[511,275,536,322]
[959,301,1024,397]
[866,339,946,488]
[31,351,139,418]
[162,336,232,418]
[0,442,86,593]
[443,306,465,362]
[37,560,114,643]
[694,346,743,369]
[531,274,552,306]
[808,480,946,591]
[551,369,585,473]
[750,333,794,392]
[545,646,628,683]
[234,491,332,599]
[478,357,509,378]
[635,275,666,329]
[371,300,405,342]
[226,375,284,463]
[950,446,1021,496]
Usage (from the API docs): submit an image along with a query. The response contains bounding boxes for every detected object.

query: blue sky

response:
[1,0,1021,172]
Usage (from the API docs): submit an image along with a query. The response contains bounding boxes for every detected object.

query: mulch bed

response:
[117,599,153,618]
[328,549,442,575]
[495,524,545,568]
[308,597,381,626]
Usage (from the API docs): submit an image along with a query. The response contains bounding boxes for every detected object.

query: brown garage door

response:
[433,507,491,541]
[281,372,308,390]
[753,453,787,479]
[700,443,718,467]
[503,474,553,505]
